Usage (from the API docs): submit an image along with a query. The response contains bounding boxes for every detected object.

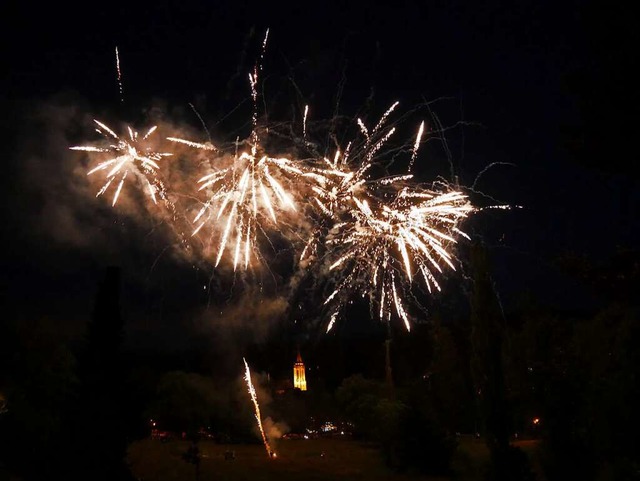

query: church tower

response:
[293,349,307,391]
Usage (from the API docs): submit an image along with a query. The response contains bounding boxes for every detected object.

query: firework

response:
[171,31,315,271]
[302,104,473,332]
[69,34,487,335]
[322,185,472,332]
[243,358,275,458]
[297,104,406,265]
[178,141,308,271]
[70,120,172,207]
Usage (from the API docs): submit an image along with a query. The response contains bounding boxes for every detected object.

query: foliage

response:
[427,320,477,434]
[147,371,219,435]
[503,248,640,481]
[335,374,387,439]
[390,391,457,475]
[65,266,137,481]
[529,304,640,481]
[335,374,456,475]
[272,388,310,434]
[0,316,78,478]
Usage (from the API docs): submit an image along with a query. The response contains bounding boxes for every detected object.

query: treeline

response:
[1,247,638,481]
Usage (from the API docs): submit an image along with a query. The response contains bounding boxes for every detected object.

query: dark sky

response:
[1,0,638,366]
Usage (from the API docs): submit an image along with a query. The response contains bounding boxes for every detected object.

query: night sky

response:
[1,1,638,378]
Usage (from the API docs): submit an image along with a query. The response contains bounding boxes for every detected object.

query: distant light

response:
[532,417,540,425]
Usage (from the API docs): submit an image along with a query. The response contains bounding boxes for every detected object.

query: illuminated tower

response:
[293,349,307,391]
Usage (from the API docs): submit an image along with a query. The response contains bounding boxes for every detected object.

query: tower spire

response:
[293,347,307,391]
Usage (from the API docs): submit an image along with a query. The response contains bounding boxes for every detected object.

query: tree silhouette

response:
[469,241,533,481]
[69,266,135,481]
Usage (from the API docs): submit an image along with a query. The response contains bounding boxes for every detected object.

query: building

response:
[293,349,307,391]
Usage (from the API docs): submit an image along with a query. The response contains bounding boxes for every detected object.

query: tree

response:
[68,266,135,481]
[336,374,387,440]
[336,374,457,475]
[0,317,77,479]
[428,320,476,434]
[535,248,640,480]
[469,241,533,481]
[147,371,219,436]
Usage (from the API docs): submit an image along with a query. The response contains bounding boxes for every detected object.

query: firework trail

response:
[70,120,172,207]
[115,46,123,102]
[243,358,275,458]
[303,105,309,139]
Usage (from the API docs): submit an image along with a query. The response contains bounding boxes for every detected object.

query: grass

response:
[127,436,541,481]
[129,437,446,481]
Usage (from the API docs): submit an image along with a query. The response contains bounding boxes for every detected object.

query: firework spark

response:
[297,103,414,271]
[409,121,425,171]
[243,358,275,458]
[71,120,172,207]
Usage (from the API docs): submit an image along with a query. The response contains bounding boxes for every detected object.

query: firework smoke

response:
[66,35,500,336]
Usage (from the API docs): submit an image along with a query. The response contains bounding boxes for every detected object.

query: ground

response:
[127,436,542,481]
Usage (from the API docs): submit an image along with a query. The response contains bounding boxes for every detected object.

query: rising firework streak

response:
[243,358,276,458]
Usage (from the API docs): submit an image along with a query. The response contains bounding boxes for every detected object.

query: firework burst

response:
[323,184,473,332]
[70,120,172,207]
[168,135,311,271]
[171,30,317,271]
[301,103,474,332]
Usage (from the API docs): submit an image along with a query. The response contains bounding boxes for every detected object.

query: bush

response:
[385,401,457,476]
[485,445,535,481]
